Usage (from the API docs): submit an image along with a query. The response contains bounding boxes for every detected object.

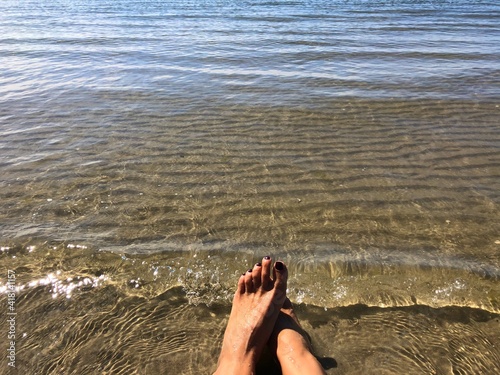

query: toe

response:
[244,269,254,292]
[273,261,288,293]
[237,274,246,294]
[252,262,262,289]
[261,256,273,289]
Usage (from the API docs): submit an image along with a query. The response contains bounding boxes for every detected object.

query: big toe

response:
[273,261,288,298]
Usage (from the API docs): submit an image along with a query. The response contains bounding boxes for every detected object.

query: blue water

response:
[1,0,499,107]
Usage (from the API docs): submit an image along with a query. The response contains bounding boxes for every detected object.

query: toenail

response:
[255,262,262,267]
[264,256,271,260]
[275,261,284,271]
[247,269,253,273]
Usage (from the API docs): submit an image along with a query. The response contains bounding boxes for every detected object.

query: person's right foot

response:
[213,257,288,375]
[269,298,327,375]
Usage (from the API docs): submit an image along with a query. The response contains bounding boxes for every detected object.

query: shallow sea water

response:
[0,0,499,374]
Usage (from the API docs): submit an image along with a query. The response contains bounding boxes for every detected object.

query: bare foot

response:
[213,257,288,375]
[269,298,326,375]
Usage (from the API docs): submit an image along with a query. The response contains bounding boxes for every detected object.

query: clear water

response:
[0,0,499,374]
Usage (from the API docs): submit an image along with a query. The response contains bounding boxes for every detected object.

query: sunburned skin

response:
[213,257,326,375]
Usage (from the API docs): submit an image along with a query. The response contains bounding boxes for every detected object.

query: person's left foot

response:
[269,298,326,375]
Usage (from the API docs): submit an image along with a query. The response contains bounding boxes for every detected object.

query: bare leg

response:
[213,257,288,375]
[269,298,326,375]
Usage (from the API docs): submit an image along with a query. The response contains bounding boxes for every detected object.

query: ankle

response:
[275,328,311,356]
[276,339,312,362]
[214,359,255,375]
[277,346,326,375]
[214,349,257,375]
